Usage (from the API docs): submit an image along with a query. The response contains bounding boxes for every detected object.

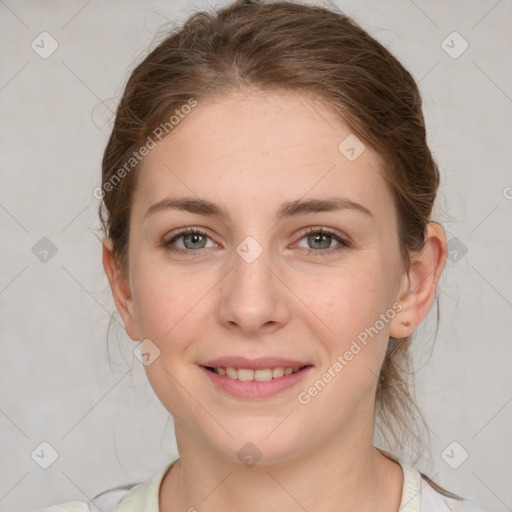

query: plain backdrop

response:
[0,1,511,511]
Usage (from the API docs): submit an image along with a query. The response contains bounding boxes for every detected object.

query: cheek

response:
[310,276,393,403]
[130,255,222,361]
[308,266,389,332]
[305,264,394,376]
[131,260,195,342]
[131,262,212,418]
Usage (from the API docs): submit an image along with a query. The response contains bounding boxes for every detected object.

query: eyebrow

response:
[144,196,373,222]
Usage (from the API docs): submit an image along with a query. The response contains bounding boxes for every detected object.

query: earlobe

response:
[389,222,447,339]
[102,240,140,341]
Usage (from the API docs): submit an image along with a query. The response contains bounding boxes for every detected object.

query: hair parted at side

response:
[100,0,460,499]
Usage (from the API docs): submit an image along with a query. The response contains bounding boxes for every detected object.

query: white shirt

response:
[38,455,489,512]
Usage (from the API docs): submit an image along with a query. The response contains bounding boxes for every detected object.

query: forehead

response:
[133,90,395,225]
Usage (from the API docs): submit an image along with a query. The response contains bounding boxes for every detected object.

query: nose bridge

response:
[217,235,289,334]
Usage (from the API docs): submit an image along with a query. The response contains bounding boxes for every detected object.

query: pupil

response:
[310,233,330,249]
[185,234,206,249]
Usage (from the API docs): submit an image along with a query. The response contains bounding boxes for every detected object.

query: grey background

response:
[0,1,510,511]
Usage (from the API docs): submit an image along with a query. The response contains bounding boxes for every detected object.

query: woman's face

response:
[118,90,410,463]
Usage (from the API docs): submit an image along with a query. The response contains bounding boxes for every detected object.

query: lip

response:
[199,360,314,399]
[200,356,312,370]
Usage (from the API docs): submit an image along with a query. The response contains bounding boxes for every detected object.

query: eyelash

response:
[161,226,350,257]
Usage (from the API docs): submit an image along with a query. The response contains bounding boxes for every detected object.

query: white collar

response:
[116,455,425,512]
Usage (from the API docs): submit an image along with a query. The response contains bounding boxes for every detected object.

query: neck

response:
[160,422,403,512]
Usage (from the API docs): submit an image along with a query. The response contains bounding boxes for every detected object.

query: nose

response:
[216,241,291,336]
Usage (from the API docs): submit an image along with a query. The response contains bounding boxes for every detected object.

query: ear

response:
[102,239,140,341]
[389,222,447,339]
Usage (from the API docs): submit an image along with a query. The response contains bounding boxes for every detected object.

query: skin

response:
[103,89,447,512]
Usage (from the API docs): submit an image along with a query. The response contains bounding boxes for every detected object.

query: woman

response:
[40,0,487,510]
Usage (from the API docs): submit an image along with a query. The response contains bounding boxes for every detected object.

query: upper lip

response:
[200,356,312,370]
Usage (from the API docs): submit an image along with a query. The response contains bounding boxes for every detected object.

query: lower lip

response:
[200,365,314,399]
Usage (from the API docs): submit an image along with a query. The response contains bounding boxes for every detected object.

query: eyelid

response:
[292,226,350,253]
[161,227,219,251]
[162,226,350,245]
[162,226,214,242]
[294,225,349,243]
[295,225,348,241]
[161,225,350,255]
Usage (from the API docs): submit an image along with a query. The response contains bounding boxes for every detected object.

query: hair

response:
[99,0,461,500]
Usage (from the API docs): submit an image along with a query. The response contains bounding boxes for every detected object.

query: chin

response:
[204,419,308,467]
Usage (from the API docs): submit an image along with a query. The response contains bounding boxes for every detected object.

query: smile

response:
[200,363,314,399]
[205,366,306,381]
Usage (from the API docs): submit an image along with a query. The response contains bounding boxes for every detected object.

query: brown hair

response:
[100,0,460,500]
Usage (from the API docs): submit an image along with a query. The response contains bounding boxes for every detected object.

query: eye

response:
[161,227,217,254]
[295,227,349,257]
[160,226,350,258]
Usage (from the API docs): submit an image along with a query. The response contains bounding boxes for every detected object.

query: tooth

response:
[237,368,254,381]
[272,367,285,378]
[226,367,238,379]
[254,369,273,381]
[218,366,304,381]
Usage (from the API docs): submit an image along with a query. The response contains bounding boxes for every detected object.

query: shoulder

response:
[36,461,176,512]
[36,503,90,512]
[421,476,490,512]
[384,448,489,512]
[35,484,139,512]
[35,486,138,512]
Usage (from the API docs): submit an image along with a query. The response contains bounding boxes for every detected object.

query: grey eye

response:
[181,233,208,249]
[306,233,333,250]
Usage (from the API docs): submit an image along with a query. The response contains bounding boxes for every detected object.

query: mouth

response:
[202,365,311,381]
[199,359,314,399]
